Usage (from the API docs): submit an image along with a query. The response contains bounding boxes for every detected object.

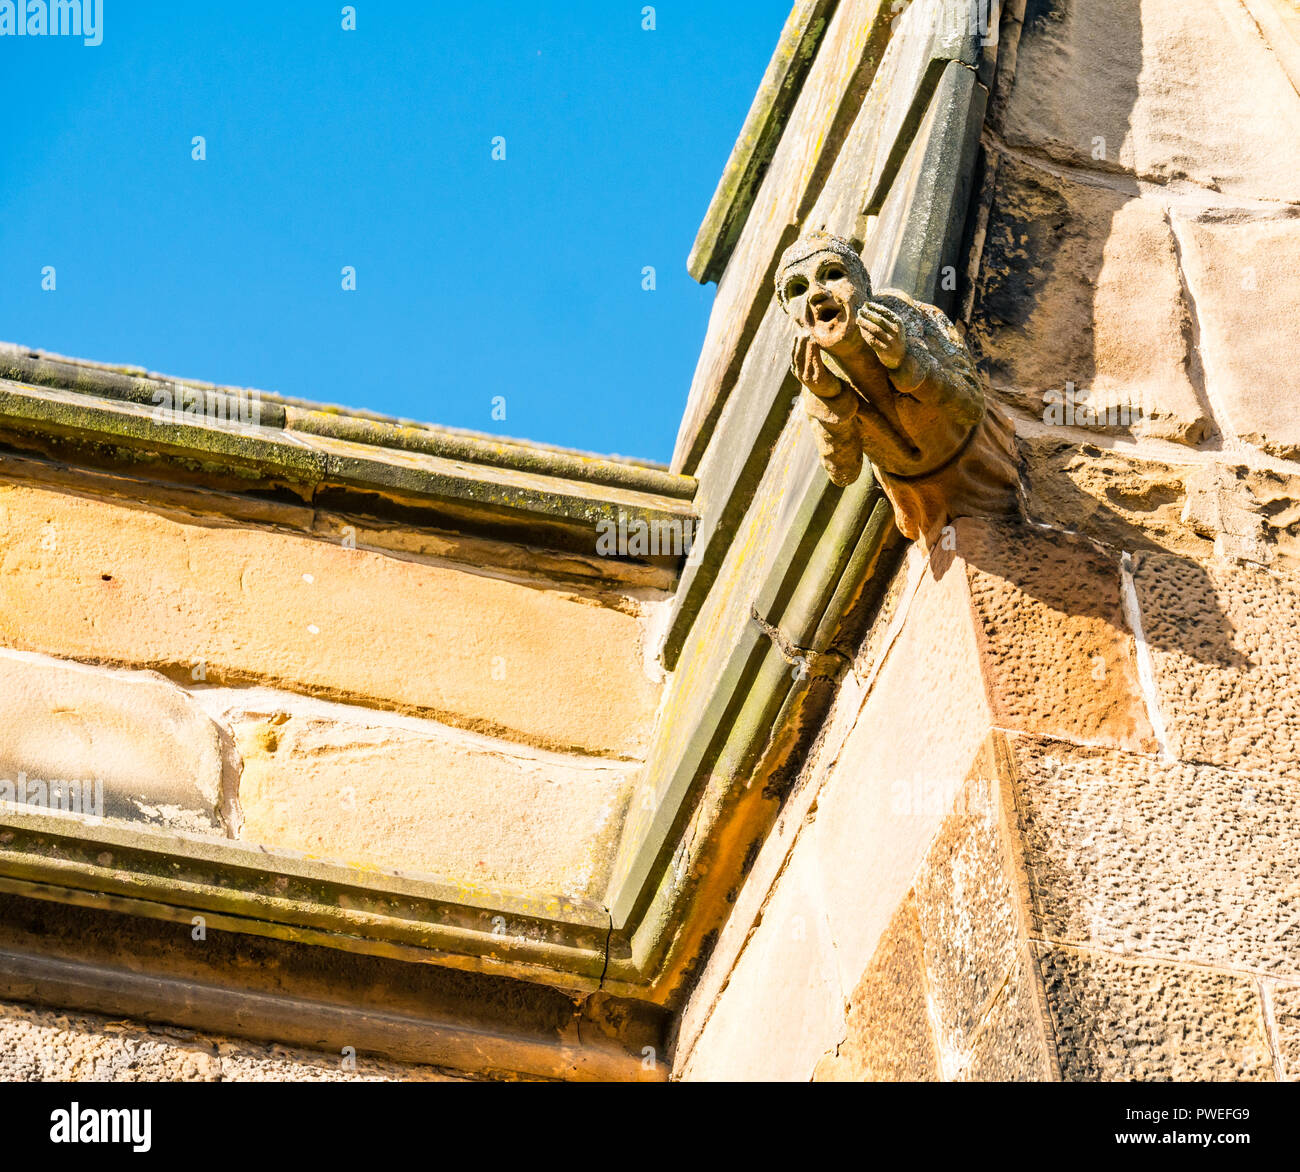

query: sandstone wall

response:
[674,0,1300,1081]
[0,453,664,902]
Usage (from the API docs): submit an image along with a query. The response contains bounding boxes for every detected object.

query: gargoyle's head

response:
[775,232,872,351]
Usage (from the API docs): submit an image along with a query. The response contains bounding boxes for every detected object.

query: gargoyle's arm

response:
[875,294,986,435]
[790,335,863,486]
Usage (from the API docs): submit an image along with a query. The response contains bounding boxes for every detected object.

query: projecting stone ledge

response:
[0,343,698,565]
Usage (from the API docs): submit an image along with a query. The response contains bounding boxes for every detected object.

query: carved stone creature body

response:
[776,232,1020,540]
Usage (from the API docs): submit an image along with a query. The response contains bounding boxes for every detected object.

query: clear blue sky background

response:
[0,1,792,463]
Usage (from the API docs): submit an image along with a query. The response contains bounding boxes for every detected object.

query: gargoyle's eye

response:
[823,266,845,282]
[786,278,808,299]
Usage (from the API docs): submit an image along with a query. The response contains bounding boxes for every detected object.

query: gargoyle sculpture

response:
[776,232,1020,541]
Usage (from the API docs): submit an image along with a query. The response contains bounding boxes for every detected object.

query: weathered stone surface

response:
[1180,463,1273,566]
[957,518,1155,751]
[996,0,1300,200]
[0,479,660,759]
[813,547,993,992]
[1010,737,1300,978]
[1272,983,1300,1081]
[1133,551,1300,779]
[660,298,800,669]
[680,849,843,1081]
[1241,0,1300,99]
[1017,435,1300,569]
[1171,210,1300,461]
[1036,945,1274,1081]
[960,956,1056,1082]
[1017,434,1200,553]
[213,1041,460,1082]
[234,709,633,898]
[777,230,1019,540]
[0,650,227,834]
[913,779,1021,1058]
[969,157,1211,446]
[864,58,987,311]
[813,895,940,1082]
[805,0,983,240]
[0,999,456,1081]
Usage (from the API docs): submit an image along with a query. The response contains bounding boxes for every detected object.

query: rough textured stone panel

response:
[913,779,1021,1059]
[0,999,456,1082]
[680,849,844,1082]
[1017,435,1199,556]
[1036,945,1274,1081]
[969,157,1210,445]
[234,711,633,898]
[0,480,659,758]
[996,0,1300,199]
[1172,210,1300,461]
[1272,984,1300,1081]
[1010,737,1300,977]
[957,519,1155,751]
[814,896,940,1082]
[961,956,1056,1082]
[0,651,226,834]
[1134,551,1300,779]
[1018,437,1300,572]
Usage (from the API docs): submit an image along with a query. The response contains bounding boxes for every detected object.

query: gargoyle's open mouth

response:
[816,306,841,324]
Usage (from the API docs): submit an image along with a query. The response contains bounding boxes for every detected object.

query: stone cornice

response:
[0,360,696,565]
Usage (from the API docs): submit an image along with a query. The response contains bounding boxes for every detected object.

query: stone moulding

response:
[0,345,693,501]
[688,0,840,285]
[664,0,994,673]
[0,477,899,1006]
[0,375,696,564]
[0,808,613,993]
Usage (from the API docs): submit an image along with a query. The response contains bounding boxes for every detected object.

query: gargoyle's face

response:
[779,249,870,351]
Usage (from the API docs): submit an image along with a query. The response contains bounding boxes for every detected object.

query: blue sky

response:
[0,1,791,463]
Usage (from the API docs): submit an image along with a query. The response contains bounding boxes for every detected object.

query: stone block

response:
[0,650,226,834]
[1272,984,1300,1081]
[814,896,940,1081]
[1016,434,1200,557]
[234,710,633,898]
[995,0,1300,200]
[0,1001,221,1082]
[913,779,1022,1058]
[1017,437,1300,571]
[1133,551,1300,779]
[812,548,993,993]
[1009,737,1300,977]
[969,157,1211,446]
[960,956,1056,1081]
[957,519,1156,751]
[680,848,844,1081]
[1036,944,1274,1081]
[0,479,659,759]
[1171,210,1300,461]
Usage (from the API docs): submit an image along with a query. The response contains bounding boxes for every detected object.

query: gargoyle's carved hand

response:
[791,334,842,399]
[857,301,907,370]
